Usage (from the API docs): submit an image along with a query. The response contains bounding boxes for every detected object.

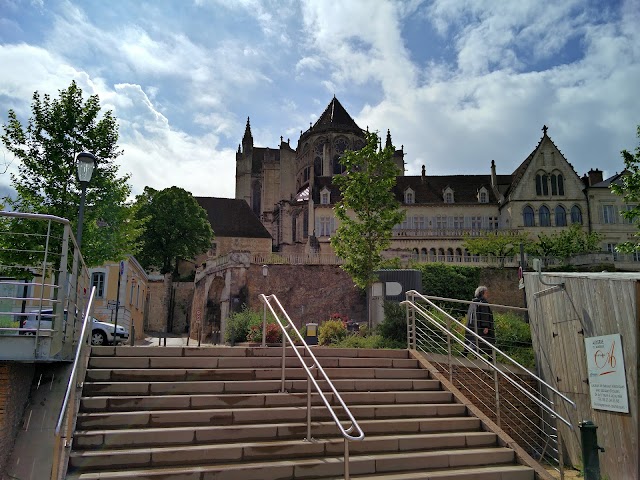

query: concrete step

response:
[82,378,442,396]
[87,355,420,370]
[90,346,411,359]
[76,403,468,430]
[73,417,483,449]
[83,367,430,382]
[80,390,455,412]
[69,432,499,470]
[65,448,520,480]
[325,465,535,480]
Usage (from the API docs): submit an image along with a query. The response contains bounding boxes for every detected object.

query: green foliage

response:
[611,125,640,253]
[224,306,262,344]
[1,81,141,266]
[331,132,405,289]
[318,319,347,345]
[247,322,282,344]
[135,186,214,274]
[331,334,404,349]
[463,231,531,260]
[414,263,480,301]
[494,312,535,367]
[531,224,602,259]
[379,257,402,269]
[0,318,19,335]
[376,301,407,344]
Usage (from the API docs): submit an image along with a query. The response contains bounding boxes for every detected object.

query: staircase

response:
[67,346,537,480]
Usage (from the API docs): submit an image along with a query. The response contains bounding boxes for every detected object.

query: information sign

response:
[584,333,629,413]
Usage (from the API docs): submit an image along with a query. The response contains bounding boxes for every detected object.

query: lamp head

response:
[76,152,97,184]
[262,265,268,277]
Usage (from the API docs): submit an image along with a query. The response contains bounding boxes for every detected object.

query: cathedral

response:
[234,97,636,263]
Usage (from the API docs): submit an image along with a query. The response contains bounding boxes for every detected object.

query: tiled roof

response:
[590,171,628,188]
[300,97,363,144]
[195,197,272,239]
[312,174,506,205]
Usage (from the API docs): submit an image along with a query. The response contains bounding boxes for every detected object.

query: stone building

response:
[235,97,636,262]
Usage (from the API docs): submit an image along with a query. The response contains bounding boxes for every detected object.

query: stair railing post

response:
[344,437,350,480]
[446,312,453,383]
[280,330,286,392]
[493,350,501,427]
[306,366,312,441]
[262,302,267,347]
[558,425,565,480]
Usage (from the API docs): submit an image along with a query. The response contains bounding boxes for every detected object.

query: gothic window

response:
[523,206,535,227]
[91,272,105,298]
[252,181,261,216]
[334,137,349,154]
[571,205,582,224]
[536,173,548,196]
[333,156,346,175]
[354,139,366,150]
[557,174,564,195]
[314,157,322,177]
[555,205,567,226]
[551,175,558,195]
[539,205,551,226]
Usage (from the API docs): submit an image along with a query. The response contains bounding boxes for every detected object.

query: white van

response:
[20,309,129,346]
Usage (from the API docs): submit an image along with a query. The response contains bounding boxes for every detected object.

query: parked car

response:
[20,309,129,346]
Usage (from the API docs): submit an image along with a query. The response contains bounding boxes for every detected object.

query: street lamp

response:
[262,265,269,278]
[76,152,96,252]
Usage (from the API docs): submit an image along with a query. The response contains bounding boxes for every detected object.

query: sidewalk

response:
[133,332,227,347]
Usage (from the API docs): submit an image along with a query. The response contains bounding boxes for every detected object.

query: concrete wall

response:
[0,362,34,476]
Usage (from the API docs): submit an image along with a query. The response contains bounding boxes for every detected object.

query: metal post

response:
[76,183,87,252]
[344,437,350,480]
[306,370,312,441]
[280,333,286,392]
[580,421,603,480]
[519,243,529,322]
[262,302,267,347]
[493,350,501,426]
[446,313,453,383]
[558,427,565,480]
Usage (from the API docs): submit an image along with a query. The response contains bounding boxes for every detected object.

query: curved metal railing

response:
[50,286,96,480]
[259,294,364,480]
[402,290,576,478]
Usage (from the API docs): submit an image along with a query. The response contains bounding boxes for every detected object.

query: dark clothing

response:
[465,296,495,357]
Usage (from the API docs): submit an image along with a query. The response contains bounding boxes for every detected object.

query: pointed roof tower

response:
[242,117,253,150]
[385,129,393,149]
[300,97,363,144]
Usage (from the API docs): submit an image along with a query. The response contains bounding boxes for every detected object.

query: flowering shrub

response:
[246,322,282,344]
[318,319,347,345]
[329,313,349,325]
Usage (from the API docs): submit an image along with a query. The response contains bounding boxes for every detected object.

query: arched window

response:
[539,206,551,226]
[405,191,414,204]
[551,175,558,195]
[333,156,345,175]
[536,173,548,196]
[444,192,453,203]
[571,205,582,224]
[429,248,436,260]
[555,205,567,226]
[438,248,445,258]
[523,206,535,227]
[557,174,564,195]
[535,175,542,195]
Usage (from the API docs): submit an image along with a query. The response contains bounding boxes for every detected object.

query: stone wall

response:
[146,277,169,332]
[245,264,367,326]
[0,362,34,476]
[169,282,194,334]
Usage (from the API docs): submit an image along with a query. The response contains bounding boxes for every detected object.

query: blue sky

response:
[0,0,638,199]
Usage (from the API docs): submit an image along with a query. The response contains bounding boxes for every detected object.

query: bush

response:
[0,318,18,336]
[247,322,282,344]
[494,311,535,367]
[224,306,262,344]
[331,334,404,349]
[376,301,407,343]
[415,263,480,302]
[318,319,347,345]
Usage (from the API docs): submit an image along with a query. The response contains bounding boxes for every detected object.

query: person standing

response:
[465,286,495,360]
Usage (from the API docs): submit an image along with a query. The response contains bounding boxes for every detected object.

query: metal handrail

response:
[259,294,365,480]
[50,286,96,480]
[402,290,575,478]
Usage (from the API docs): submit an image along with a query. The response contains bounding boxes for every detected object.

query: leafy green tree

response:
[531,224,602,259]
[135,186,214,274]
[463,231,531,259]
[611,125,640,253]
[331,132,404,290]
[1,81,140,266]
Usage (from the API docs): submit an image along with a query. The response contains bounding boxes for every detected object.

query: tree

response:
[330,131,404,290]
[463,231,531,259]
[1,81,140,266]
[531,224,602,260]
[611,125,640,253]
[135,186,214,275]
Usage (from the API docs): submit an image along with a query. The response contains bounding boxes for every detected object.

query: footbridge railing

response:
[402,290,576,479]
[259,293,365,480]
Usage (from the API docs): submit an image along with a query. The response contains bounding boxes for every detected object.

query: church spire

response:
[385,129,393,149]
[242,117,253,152]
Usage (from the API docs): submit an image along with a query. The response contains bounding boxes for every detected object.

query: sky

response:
[0,0,639,200]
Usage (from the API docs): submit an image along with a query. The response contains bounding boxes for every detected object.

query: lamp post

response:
[76,152,96,252]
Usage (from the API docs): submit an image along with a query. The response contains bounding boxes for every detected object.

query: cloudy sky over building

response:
[0,0,638,199]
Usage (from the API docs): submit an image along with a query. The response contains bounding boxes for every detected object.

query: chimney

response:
[421,165,426,183]
[588,168,603,186]
[490,160,497,188]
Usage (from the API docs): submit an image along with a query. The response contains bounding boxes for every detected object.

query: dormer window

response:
[404,188,415,204]
[478,187,489,203]
[443,187,454,204]
[320,187,331,205]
